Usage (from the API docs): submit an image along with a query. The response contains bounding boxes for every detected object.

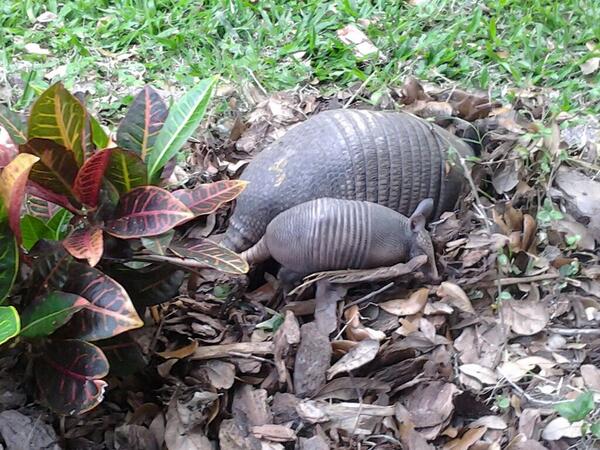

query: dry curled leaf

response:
[379,288,429,316]
[459,364,497,385]
[336,24,381,59]
[326,339,379,380]
[399,381,459,429]
[541,417,583,440]
[442,427,487,450]
[501,299,549,336]
[157,341,199,360]
[436,282,475,313]
[344,305,386,341]
[251,424,296,442]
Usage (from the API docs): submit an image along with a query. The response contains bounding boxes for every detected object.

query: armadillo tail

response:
[240,236,271,265]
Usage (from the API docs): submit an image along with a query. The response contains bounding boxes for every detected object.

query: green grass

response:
[0,0,598,117]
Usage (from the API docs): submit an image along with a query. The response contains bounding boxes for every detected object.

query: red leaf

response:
[169,238,249,274]
[63,227,104,266]
[0,153,40,241]
[73,149,111,207]
[104,186,193,238]
[62,263,143,341]
[35,339,108,415]
[20,138,79,200]
[25,194,61,220]
[172,180,248,216]
[27,181,78,213]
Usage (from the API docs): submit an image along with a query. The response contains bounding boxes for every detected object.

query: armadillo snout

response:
[412,231,439,280]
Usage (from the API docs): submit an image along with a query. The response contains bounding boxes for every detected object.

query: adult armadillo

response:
[222,108,473,253]
[241,197,438,280]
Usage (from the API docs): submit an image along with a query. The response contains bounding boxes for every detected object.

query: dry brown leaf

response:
[400,77,432,105]
[501,299,549,336]
[294,322,331,397]
[517,409,541,439]
[541,417,583,440]
[201,360,236,390]
[314,281,345,334]
[581,364,600,392]
[442,427,487,450]
[436,282,475,313]
[424,301,454,315]
[344,305,386,341]
[459,364,498,385]
[251,424,296,442]
[580,57,599,75]
[497,357,555,382]
[36,11,58,23]
[554,167,600,241]
[379,288,429,315]
[468,416,507,430]
[399,422,435,450]
[192,342,273,360]
[297,400,394,434]
[336,24,381,59]
[492,160,520,194]
[551,219,595,251]
[298,435,330,450]
[326,339,379,379]
[506,438,548,450]
[273,310,300,383]
[157,341,199,359]
[522,214,537,251]
[24,42,51,55]
[0,410,60,450]
[164,394,216,450]
[399,381,459,429]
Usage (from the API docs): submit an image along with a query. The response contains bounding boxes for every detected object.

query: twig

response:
[246,68,268,96]
[496,368,566,407]
[343,72,376,109]
[228,352,276,366]
[343,282,395,310]
[473,272,560,287]
[547,327,600,336]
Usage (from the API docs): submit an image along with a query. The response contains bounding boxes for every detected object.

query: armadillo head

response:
[221,222,253,253]
[407,198,439,280]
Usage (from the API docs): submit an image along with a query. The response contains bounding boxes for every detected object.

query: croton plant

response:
[0,78,248,415]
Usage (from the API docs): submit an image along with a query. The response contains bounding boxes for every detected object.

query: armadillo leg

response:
[240,236,271,265]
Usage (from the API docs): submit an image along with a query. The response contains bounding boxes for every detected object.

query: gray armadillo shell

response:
[265,198,411,274]
[223,108,472,253]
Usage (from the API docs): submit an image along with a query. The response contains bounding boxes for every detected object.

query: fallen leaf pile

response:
[1,76,600,449]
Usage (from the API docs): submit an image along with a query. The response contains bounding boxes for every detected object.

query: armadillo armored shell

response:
[223,108,473,253]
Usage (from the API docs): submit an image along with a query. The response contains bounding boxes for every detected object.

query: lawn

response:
[1,0,598,118]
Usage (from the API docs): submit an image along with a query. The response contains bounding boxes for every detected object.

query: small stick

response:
[473,272,560,287]
[547,327,600,336]
[343,282,395,310]
[343,72,376,108]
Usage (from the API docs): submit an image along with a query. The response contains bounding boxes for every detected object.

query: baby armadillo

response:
[223,108,473,253]
[241,197,438,280]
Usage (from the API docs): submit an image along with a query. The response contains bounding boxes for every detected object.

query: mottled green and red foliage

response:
[34,339,109,415]
[0,79,249,416]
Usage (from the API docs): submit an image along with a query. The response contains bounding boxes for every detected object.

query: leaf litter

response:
[2,75,600,449]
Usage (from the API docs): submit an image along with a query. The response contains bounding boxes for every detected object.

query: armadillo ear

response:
[409,213,426,232]
[412,198,434,220]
